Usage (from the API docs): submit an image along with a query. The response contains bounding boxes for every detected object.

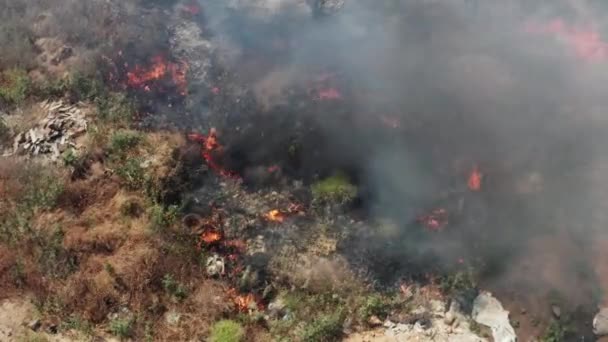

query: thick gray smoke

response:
[198,0,608,312]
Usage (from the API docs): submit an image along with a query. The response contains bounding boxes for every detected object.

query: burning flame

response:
[227,288,263,312]
[526,19,608,62]
[263,203,304,223]
[201,231,222,244]
[126,55,189,95]
[265,209,284,222]
[188,128,239,178]
[467,165,482,191]
[418,208,448,231]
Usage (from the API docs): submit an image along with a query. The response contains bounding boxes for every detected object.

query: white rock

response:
[472,292,517,342]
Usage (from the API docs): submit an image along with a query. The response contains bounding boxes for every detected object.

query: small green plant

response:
[0,117,10,145]
[0,68,30,105]
[300,312,344,342]
[542,320,572,342]
[359,294,390,322]
[209,320,245,342]
[311,172,357,205]
[149,204,179,231]
[439,268,477,294]
[109,317,134,339]
[61,148,78,166]
[61,314,93,335]
[96,92,135,125]
[10,260,26,287]
[115,158,146,190]
[162,274,188,301]
[108,130,142,155]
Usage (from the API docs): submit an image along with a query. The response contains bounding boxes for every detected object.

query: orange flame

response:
[227,288,263,312]
[418,208,448,231]
[188,128,239,178]
[265,209,285,222]
[467,165,482,191]
[317,88,342,100]
[201,231,222,244]
[126,55,188,95]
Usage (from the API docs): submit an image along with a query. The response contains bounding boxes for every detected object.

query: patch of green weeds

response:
[311,172,357,205]
[36,226,77,279]
[108,130,142,156]
[61,314,93,335]
[148,204,179,231]
[209,320,245,342]
[0,117,10,145]
[96,92,135,125]
[10,259,26,287]
[162,274,188,301]
[0,68,30,105]
[115,158,146,190]
[541,320,572,342]
[61,148,78,166]
[439,267,477,294]
[358,294,391,322]
[109,317,134,340]
[301,311,344,342]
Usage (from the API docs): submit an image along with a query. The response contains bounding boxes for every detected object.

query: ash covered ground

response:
[1,0,608,341]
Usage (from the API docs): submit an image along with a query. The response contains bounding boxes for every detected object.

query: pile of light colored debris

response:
[11,100,87,160]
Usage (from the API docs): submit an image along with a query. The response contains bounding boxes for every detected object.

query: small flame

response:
[227,288,263,312]
[126,55,188,95]
[267,165,280,173]
[201,231,222,244]
[467,165,482,191]
[265,209,285,222]
[188,128,239,178]
[418,208,448,231]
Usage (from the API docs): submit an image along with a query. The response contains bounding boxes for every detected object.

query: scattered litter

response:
[206,254,226,277]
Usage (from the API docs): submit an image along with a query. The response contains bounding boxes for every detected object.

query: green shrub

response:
[96,92,135,125]
[108,130,142,155]
[301,313,344,342]
[61,148,78,166]
[148,204,179,231]
[0,68,30,105]
[162,274,188,301]
[209,320,245,342]
[359,295,390,322]
[109,317,134,339]
[0,117,10,144]
[115,158,146,190]
[311,172,357,205]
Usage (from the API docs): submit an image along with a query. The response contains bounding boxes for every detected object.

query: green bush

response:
[148,204,179,231]
[359,295,390,322]
[311,172,357,205]
[108,130,142,155]
[109,317,134,339]
[162,274,188,301]
[209,320,245,342]
[0,117,10,144]
[96,92,135,125]
[0,68,30,105]
[115,158,146,190]
[301,313,344,342]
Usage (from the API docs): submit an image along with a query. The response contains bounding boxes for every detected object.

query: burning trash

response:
[418,208,449,231]
[188,128,239,178]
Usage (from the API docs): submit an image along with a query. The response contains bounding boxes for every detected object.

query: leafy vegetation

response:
[209,320,245,342]
[0,117,10,145]
[0,68,30,105]
[311,172,358,205]
[161,274,188,301]
[108,130,142,155]
[148,204,179,231]
[301,312,344,342]
[541,320,572,342]
[109,317,134,339]
[358,294,391,322]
